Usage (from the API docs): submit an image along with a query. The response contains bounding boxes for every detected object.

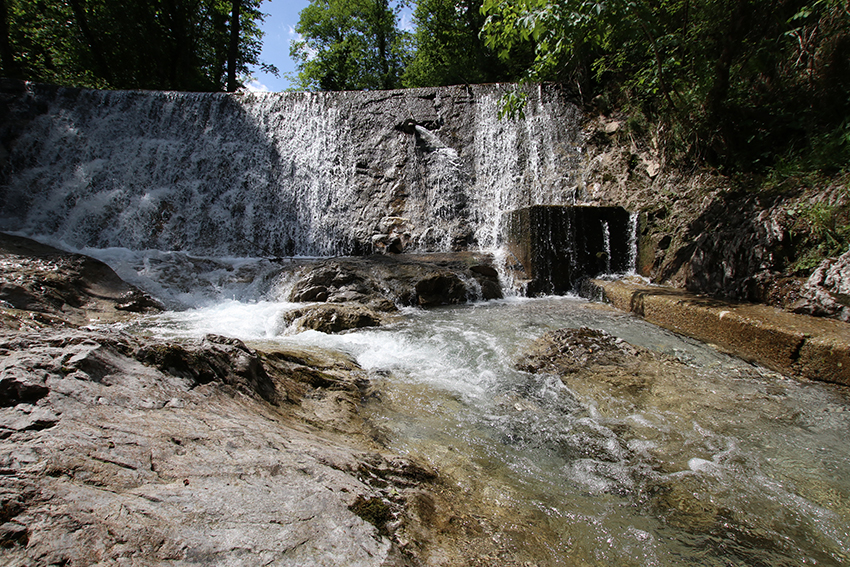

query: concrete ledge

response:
[588,279,850,386]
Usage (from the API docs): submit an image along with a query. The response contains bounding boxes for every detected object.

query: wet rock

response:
[286,252,502,308]
[516,327,640,375]
[414,273,466,306]
[0,241,496,566]
[2,83,582,257]
[0,233,162,326]
[283,303,382,334]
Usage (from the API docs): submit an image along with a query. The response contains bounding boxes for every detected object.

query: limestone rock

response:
[0,324,439,566]
[0,233,162,326]
[516,327,639,375]
[793,248,850,321]
[286,252,502,308]
[283,303,382,334]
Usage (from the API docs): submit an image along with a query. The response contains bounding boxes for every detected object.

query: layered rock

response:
[0,235,534,565]
[0,232,161,325]
[794,248,850,321]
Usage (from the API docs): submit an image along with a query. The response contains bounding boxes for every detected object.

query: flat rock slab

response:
[588,279,850,386]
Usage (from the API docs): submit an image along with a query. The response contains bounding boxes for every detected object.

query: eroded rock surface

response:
[286,253,502,308]
[0,234,532,566]
[0,233,161,326]
[794,248,850,321]
[282,303,384,334]
[0,325,434,566]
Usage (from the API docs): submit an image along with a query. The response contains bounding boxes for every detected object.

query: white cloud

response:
[399,9,414,32]
[244,79,270,92]
[289,26,317,61]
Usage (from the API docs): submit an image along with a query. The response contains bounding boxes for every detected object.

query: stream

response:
[126,285,850,566]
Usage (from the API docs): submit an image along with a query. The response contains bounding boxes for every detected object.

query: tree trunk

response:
[0,0,15,77]
[68,0,114,85]
[227,0,241,92]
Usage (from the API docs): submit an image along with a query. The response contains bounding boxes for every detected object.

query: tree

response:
[290,0,409,91]
[0,0,277,92]
[480,0,850,171]
[227,0,242,92]
[402,0,524,87]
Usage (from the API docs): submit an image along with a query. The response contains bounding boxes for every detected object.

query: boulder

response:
[0,233,162,326]
[286,252,503,308]
[283,304,383,334]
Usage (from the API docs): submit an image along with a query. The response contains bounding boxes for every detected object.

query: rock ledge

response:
[587,279,850,386]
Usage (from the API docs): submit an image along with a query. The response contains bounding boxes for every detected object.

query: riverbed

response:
[129,294,850,566]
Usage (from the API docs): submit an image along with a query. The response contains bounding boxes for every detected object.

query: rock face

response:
[580,119,849,321]
[0,326,424,566]
[502,205,632,294]
[794,248,850,321]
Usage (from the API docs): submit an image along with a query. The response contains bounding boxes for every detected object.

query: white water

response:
[6,82,849,564]
[3,84,582,256]
[124,289,850,566]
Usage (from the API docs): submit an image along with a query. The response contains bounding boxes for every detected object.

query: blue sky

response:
[247,0,413,92]
[247,0,311,92]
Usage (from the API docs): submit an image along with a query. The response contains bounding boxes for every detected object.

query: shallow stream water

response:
[128,291,850,566]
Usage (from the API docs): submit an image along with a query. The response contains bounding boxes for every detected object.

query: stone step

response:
[587,279,850,386]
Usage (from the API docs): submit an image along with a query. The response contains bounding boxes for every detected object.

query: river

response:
[117,264,850,567]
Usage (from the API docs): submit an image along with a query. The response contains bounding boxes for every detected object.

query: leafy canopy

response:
[402,0,522,87]
[480,0,850,171]
[1,0,276,92]
[290,0,409,91]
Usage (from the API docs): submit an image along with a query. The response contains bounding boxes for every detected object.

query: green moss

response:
[349,495,393,536]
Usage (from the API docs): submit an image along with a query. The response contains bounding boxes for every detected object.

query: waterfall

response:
[1,81,586,257]
[601,220,612,274]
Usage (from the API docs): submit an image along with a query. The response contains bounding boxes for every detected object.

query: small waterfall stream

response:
[2,81,849,565]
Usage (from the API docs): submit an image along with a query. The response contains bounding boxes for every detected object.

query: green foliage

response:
[481,0,850,172]
[290,0,409,91]
[402,0,522,87]
[1,0,275,91]
[787,193,850,274]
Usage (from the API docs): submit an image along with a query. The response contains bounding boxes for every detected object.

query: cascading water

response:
[2,81,849,565]
[129,293,850,566]
[1,81,582,256]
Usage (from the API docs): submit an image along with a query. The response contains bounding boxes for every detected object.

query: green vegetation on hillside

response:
[480,0,850,173]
